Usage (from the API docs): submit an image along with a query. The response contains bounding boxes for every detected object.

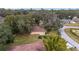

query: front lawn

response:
[13,34,39,45]
[65,28,79,43]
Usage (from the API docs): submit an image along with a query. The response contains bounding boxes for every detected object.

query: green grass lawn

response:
[65,28,79,43]
[64,23,79,26]
[13,34,39,45]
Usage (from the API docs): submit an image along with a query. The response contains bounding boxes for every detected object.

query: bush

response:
[0,23,15,44]
[41,35,67,51]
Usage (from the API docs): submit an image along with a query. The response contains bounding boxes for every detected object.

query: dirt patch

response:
[10,40,46,51]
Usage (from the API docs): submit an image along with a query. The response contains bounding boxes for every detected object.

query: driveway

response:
[59,26,79,50]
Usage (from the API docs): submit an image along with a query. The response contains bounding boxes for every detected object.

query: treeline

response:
[1,8,79,19]
[4,12,61,34]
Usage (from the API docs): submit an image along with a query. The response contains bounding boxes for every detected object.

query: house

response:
[30,26,46,35]
[61,19,76,24]
[61,19,71,24]
[72,16,79,23]
[70,20,76,23]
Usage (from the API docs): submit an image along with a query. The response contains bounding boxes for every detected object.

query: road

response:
[59,26,79,50]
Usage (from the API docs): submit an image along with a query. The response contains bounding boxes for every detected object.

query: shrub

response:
[0,23,15,44]
[41,35,67,51]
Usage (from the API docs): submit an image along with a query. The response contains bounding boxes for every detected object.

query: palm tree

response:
[42,35,67,51]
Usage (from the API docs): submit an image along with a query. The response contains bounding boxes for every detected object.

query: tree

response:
[4,15,19,34]
[4,14,34,34]
[0,23,15,44]
[16,15,33,34]
[42,13,62,32]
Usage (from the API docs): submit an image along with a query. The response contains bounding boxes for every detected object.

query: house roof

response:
[31,26,46,32]
[72,17,79,22]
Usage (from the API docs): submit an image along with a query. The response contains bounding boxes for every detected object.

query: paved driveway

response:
[59,26,79,50]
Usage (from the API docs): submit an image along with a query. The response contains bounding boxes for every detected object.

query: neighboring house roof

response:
[61,19,71,24]
[72,17,79,22]
[31,26,46,32]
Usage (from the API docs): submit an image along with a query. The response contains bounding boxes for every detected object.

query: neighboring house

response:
[61,19,71,24]
[61,19,76,24]
[72,16,79,23]
[31,26,46,35]
[70,20,76,24]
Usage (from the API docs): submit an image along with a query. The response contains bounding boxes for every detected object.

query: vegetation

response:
[4,15,34,34]
[40,32,67,51]
[69,47,78,51]
[0,23,15,50]
[64,23,79,26]
[1,8,79,19]
[65,28,79,43]
[0,44,10,50]
[0,8,72,51]
[14,34,38,45]
[0,23,14,44]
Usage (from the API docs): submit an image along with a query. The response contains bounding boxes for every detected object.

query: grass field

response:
[13,34,39,45]
[65,28,79,43]
[64,23,79,26]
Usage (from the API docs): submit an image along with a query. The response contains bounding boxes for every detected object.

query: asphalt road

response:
[59,26,79,50]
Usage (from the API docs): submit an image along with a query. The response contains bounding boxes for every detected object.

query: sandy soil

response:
[10,40,46,51]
